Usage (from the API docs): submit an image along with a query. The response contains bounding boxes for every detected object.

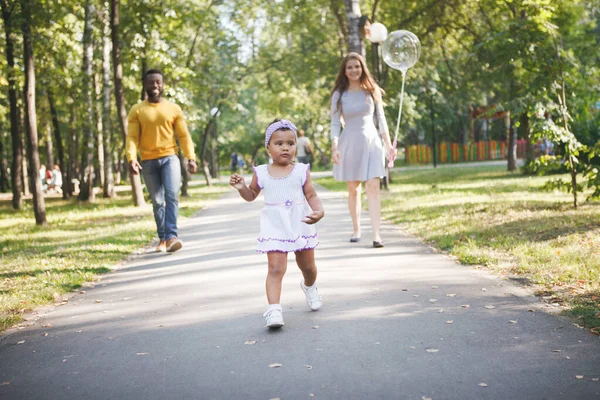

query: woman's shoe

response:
[350,236,361,243]
[373,240,384,248]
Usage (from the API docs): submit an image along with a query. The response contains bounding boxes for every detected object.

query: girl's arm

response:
[230,173,261,202]
[302,173,324,224]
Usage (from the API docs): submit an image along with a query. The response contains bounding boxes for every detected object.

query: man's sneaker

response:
[166,237,183,253]
[301,281,322,311]
[263,305,284,329]
[156,240,167,253]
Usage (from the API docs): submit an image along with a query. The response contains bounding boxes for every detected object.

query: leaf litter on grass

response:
[316,166,600,331]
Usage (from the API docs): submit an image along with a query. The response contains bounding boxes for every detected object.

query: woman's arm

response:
[374,88,392,147]
[374,87,397,160]
[331,91,342,164]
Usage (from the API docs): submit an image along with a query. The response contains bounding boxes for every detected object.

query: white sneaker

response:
[301,281,322,311]
[263,305,284,328]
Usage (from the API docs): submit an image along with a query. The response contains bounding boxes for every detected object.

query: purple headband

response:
[265,119,297,148]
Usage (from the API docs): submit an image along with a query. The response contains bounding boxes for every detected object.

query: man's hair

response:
[143,69,164,81]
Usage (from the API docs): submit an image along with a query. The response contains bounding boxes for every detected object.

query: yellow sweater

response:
[126,100,196,162]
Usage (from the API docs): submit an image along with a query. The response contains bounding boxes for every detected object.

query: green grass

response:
[0,181,229,332]
[317,164,600,331]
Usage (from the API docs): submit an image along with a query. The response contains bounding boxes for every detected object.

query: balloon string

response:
[393,70,406,145]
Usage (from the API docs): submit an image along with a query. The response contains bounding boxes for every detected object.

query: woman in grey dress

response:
[330,52,395,248]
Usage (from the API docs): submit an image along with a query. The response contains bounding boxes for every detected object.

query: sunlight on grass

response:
[317,164,600,330]
[0,182,229,332]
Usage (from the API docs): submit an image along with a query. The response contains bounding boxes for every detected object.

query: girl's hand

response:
[331,148,341,165]
[302,210,324,224]
[229,174,246,190]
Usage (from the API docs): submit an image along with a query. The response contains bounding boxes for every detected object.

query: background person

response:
[47,164,63,193]
[296,129,313,164]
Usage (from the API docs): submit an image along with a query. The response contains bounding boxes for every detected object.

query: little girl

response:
[230,119,325,329]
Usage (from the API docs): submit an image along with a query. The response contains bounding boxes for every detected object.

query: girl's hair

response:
[331,52,384,111]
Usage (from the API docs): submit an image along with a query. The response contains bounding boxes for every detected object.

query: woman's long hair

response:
[331,52,384,111]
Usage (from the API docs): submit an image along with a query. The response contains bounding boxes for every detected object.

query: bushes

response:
[523,155,567,176]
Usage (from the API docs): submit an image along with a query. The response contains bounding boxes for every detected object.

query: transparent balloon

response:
[382,30,421,73]
[382,30,421,168]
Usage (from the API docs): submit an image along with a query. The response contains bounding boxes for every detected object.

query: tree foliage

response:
[0,0,599,222]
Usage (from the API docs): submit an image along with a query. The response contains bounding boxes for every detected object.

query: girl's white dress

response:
[253,163,318,253]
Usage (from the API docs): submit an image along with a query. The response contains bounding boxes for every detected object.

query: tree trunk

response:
[45,124,54,168]
[67,108,77,196]
[209,117,217,178]
[0,130,8,192]
[21,0,46,225]
[140,58,147,101]
[179,153,189,196]
[200,111,218,187]
[21,137,29,196]
[344,0,364,56]
[180,150,191,194]
[506,111,517,171]
[209,146,216,178]
[47,90,70,199]
[113,150,121,184]
[78,0,96,202]
[94,71,105,191]
[101,4,115,198]
[1,0,23,209]
[570,164,578,208]
[111,0,145,206]
[520,111,534,163]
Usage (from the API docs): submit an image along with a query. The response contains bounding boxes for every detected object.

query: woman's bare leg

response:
[346,181,362,238]
[364,177,382,242]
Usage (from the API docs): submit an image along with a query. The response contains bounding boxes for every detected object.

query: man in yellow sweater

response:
[126,69,198,253]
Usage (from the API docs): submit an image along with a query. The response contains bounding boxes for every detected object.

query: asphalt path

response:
[1,182,599,400]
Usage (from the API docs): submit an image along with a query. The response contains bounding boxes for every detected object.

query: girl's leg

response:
[364,177,382,242]
[294,248,317,286]
[295,248,322,311]
[346,181,362,238]
[266,252,288,304]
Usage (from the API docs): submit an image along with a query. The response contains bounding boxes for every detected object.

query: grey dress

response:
[331,90,389,181]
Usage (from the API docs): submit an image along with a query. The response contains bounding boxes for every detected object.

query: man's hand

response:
[229,173,246,190]
[130,160,142,175]
[187,160,198,174]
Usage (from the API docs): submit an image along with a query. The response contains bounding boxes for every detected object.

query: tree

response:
[100,2,115,198]
[47,89,69,199]
[20,0,46,225]
[78,0,95,201]
[110,0,144,206]
[344,0,364,56]
[1,0,23,209]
